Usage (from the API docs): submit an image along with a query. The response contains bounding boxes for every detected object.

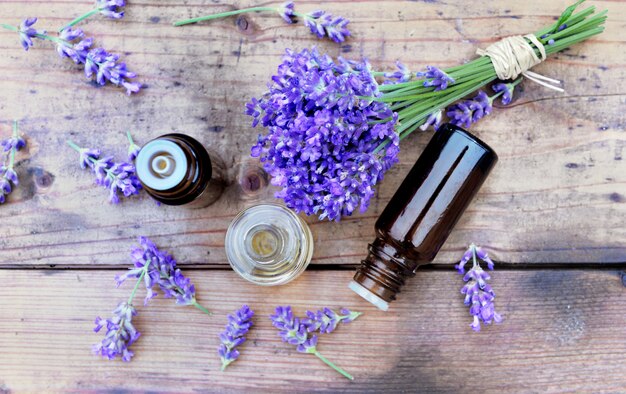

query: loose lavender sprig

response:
[59,0,126,32]
[302,307,362,334]
[1,18,140,95]
[67,139,142,204]
[115,236,212,315]
[173,1,351,43]
[455,244,502,332]
[270,306,354,380]
[0,121,26,204]
[93,256,149,362]
[219,305,254,371]
[126,131,142,161]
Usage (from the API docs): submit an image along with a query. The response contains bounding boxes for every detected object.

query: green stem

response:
[9,120,18,169]
[173,7,279,26]
[126,130,135,145]
[128,260,150,304]
[0,23,16,32]
[314,351,354,380]
[192,300,212,315]
[59,8,101,32]
[66,140,82,153]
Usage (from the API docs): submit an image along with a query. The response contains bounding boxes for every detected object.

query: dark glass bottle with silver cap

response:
[135,133,224,207]
[349,124,498,310]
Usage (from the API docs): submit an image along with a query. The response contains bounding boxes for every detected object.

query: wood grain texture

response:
[0,1,624,267]
[1,269,626,393]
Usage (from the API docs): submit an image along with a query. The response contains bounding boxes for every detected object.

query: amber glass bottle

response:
[349,124,498,310]
[135,133,224,207]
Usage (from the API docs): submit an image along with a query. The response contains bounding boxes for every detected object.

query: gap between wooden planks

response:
[1,268,625,393]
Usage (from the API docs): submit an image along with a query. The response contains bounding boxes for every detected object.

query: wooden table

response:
[1,0,624,392]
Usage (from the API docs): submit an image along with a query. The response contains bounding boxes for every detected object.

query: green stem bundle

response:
[370,1,606,150]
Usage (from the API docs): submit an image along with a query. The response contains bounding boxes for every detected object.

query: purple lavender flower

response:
[416,66,455,91]
[93,302,140,362]
[419,110,443,132]
[0,121,27,205]
[8,19,140,95]
[302,307,362,334]
[218,305,254,371]
[492,82,515,105]
[97,0,126,19]
[17,18,45,51]
[67,140,142,204]
[115,237,212,314]
[302,10,350,43]
[270,306,354,379]
[446,91,493,129]
[247,48,399,221]
[277,1,295,24]
[383,61,412,84]
[455,244,502,332]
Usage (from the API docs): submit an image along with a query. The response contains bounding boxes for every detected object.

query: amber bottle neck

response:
[351,237,422,309]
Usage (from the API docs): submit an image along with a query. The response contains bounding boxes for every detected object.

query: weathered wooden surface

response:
[1,269,626,393]
[0,0,625,393]
[0,0,624,267]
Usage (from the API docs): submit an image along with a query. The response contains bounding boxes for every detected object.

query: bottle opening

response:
[349,280,389,311]
[136,139,188,191]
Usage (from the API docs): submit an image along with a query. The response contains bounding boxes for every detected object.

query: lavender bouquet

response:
[246,1,606,221]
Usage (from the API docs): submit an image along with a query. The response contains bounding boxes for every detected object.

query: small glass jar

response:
[225,203,314,286]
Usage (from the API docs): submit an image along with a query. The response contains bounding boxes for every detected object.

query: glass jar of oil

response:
[225,203,313,286]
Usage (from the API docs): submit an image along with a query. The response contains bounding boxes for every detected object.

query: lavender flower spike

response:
[0,121,27,205]
[115,237,212,314]
[416,66,455,91]
[270,306,354,380]
[93,302,140,361]
[219,305,254,371]
[303,307,362,334]
[67,140,142,204]
[302,10,351,43]
[456,244,502,332]
[59,0,126,31]
[446,90,493,129]
[18,18,46,51]
[492,82,516,105]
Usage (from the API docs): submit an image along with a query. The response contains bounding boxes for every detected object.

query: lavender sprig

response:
[218,305,254,371]
[302,307,362,334]
[93,257,149,362]
[270,306,354,380]
[126,131,142,161]
[173,1,351,43]
[300,9,350,43]
[0,121,26,205]
[1,19,140,95]
[115,236,212,315]
[416,66,455,91]
[67,140,142,204]
[59,0,126,32]
[455,244,502,332]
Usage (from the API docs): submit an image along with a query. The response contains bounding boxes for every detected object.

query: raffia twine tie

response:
[476,34,564,92]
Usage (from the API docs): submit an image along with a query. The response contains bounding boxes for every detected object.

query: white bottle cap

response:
[349,280,389,311]
[136,139,188,191]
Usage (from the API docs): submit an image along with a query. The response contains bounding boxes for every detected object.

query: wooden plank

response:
[0,0,624,268]
[1,268,625,392]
